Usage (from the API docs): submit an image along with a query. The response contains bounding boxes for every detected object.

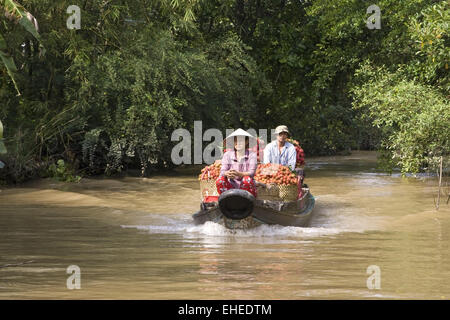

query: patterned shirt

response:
[263,141,297,170]
[220,149,257,188]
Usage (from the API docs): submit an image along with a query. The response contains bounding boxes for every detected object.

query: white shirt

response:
[263,141,297,170]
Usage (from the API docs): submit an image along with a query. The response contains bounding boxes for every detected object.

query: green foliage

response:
[350,1,449,174]
[0,0,46,95]
[1,0,269,182]
[0,127,48,182]
[407,1,449,93]
[81,128,107,173]
[352,63,450,174]
[0,0,448,183]
[66,26,268,175]
[0,32,19,94]
[48,159,81,182]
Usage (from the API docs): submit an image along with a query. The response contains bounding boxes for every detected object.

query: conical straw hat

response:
[225,128,255,140]
[224,128,256,151]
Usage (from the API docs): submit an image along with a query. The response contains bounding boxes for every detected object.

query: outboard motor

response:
[218,189,255,220]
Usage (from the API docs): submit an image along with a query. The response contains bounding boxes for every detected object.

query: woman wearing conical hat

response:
[216,129,258,197]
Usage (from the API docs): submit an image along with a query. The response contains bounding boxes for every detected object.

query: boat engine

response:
[218,189,255,220]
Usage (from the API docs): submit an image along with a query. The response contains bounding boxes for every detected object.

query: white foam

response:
[187,221,348,238]
[122,219,351,239]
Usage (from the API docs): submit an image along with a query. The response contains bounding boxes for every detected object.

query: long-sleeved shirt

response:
[220,149,258,188]
[263,141,297,170]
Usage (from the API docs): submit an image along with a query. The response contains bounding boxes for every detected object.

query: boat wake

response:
[120,211,369,240]
[186,221,345,238]
[120,190,389,241]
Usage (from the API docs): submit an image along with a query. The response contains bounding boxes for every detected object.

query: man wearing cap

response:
[216,128,258,197]
[263,125,297,171]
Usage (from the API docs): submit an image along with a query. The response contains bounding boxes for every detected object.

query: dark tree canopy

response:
[0,0,448,182]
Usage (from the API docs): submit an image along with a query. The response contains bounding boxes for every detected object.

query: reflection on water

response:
[0,151,449,299]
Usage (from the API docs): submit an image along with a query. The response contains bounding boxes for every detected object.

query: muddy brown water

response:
[0,151,449,299]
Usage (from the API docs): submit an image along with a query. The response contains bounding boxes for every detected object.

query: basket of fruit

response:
[198,162,300,202]
[198,161,222,201]
[254,163,299,201]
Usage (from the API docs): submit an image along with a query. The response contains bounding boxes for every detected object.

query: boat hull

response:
[192,189,315,230]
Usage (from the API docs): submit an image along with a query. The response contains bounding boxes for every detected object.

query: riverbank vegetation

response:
[0,0,448,183]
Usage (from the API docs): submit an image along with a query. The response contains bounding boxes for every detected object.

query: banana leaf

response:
[0,32,20,95]
[0,0,46,94]
[1,0,45,51]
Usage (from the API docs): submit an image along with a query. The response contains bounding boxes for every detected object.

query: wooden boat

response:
[192,184,315,230]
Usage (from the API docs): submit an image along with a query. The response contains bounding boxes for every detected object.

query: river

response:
[0,151,449,299]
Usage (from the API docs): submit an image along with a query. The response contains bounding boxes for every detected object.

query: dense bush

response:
[0,0,448,183]
[351,1,449,174]
[352,64,449,174]
[0,0,269,182]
